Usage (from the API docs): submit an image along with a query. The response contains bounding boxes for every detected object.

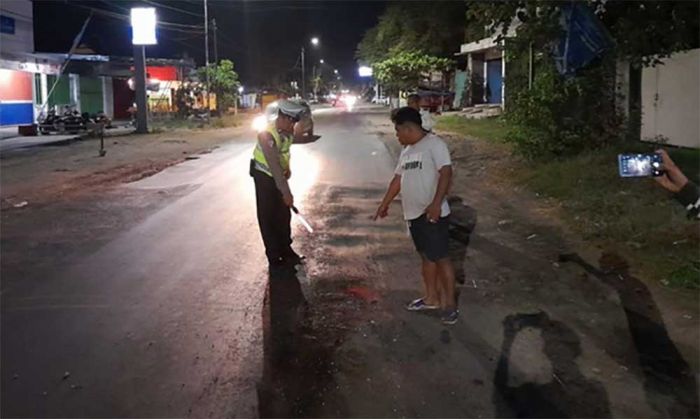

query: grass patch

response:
[517,145,699,289]
[435,115,509,142]
[436,111,699,289]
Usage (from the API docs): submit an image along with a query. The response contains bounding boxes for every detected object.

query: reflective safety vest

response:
[252,125,292,177]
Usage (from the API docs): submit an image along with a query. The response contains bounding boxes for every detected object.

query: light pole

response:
[312,59,325,101]
[302,37,320,99]
[130,7,157,134]
[204,0,210,117]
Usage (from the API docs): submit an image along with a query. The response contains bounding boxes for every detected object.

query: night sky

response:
[32,0,388,87]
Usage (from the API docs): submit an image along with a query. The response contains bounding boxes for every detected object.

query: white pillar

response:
[69,74,80,112]
[483,60,488,103]
[501,50,506,110]
[40,73,48,106]
[101,76,114,118]
[466,54,473,107]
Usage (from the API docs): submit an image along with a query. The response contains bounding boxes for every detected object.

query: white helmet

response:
[264,99,306,122]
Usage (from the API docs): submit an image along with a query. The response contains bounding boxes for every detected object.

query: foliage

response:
[466,0,700,67]
[513,144,699,289]
[503,50,622,159]
[373,51,453,94]
[197,59,240,112]
[356,1,466,64]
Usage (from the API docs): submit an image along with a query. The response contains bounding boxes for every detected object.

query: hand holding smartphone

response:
[618,153,664,177]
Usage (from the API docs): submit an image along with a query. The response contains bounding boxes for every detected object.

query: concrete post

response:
[133,45,148,133]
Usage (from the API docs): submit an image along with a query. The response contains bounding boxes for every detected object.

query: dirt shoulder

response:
[0,119,253,211]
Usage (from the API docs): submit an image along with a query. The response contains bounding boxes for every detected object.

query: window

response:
[0,15,15,35]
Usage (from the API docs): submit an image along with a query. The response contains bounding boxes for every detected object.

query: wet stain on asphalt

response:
[345,286,380,303]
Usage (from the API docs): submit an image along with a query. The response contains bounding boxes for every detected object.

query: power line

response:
[142,0,204,18]
[71,3,204,30]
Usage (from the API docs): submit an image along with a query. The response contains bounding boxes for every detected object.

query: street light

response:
[319,59,324,64]
[238,86,244,94]
[334,69,338,74]
[301,37,320,99]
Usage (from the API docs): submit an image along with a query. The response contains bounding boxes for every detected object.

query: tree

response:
[356,2,467,64]
[373,51,453,95]
[463,0,700,158]
[466,0,700,67]
[197,59,241,112]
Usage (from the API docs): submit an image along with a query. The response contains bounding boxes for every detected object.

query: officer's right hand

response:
[283,192,294,208]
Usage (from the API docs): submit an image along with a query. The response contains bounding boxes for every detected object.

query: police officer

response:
[250,99,316,268]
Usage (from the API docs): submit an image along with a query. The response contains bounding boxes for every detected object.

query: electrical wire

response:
[141,0,204,18]
[71,3,204,31]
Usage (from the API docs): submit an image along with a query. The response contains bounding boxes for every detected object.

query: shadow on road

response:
[447,196,478,286]
[559,252,700,418]
[493,311,612,418]
[257,265,346,418]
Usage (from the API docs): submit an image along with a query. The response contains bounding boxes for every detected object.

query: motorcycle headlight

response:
[252,115,268,132]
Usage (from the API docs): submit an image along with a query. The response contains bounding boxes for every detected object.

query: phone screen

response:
[618,153,663,177]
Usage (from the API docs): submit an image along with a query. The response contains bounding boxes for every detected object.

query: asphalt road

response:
[1,105,394,418]
[4,106,698,418]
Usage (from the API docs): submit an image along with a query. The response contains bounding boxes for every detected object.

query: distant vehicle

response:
[330,93,357,109]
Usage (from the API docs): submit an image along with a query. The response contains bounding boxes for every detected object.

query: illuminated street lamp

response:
[302,37,320,99]
[319,59,324,64]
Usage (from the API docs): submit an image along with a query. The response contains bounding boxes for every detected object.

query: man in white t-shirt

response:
[373,107,458,325]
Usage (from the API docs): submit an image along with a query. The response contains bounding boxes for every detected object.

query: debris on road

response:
[13,201,28,208]
[526,234,538,240]
[62,371,70,380]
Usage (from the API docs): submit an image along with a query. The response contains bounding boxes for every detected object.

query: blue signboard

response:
[0,103,34,126]
[553,3,613,76]
[0,15,15,35]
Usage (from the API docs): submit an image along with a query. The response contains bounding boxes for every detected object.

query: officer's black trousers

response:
[251,164,292,264]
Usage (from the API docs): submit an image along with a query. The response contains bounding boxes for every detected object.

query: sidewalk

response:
[0,118,252,210]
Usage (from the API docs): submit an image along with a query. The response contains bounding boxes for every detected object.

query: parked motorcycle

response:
[37,109,59,135]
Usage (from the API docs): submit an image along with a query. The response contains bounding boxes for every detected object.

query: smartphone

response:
[618,153,664,177]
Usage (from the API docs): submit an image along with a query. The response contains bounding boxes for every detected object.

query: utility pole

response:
[301,46,305,99]
[312,65,316,101]
[212,18,218,65]
[133,45,148,133]
[204,0,210,116]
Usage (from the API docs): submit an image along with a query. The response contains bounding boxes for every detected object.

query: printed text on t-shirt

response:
[402,153,423,171]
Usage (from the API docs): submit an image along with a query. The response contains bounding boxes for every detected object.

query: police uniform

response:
[250,100,304,266]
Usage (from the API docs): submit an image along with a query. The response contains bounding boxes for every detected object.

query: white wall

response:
[0,0,34,54]
[641,48,700,149]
